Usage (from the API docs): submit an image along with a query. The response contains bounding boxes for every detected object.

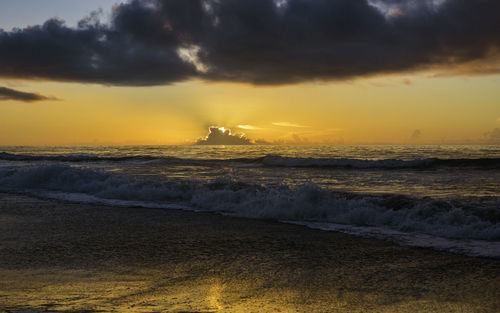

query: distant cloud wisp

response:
[273,122,309,128]
[237,124,263,130]
[0,86,56,102]
[1,0,500,86]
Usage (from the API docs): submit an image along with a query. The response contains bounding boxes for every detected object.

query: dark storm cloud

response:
[200,0,500,84]
[1,0,500,85]
[0,86,55,102]
[0,5,197,86]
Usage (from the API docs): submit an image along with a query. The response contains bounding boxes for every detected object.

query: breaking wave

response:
[1,152,499,169]
[0,164,499,258]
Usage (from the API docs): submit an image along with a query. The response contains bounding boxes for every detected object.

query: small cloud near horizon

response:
[410,129,422,141]
[485,128,500,144]
[196,126,252,145]
[0,86,58,102]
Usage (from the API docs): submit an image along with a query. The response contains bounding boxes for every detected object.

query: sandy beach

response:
[0,192,498,313]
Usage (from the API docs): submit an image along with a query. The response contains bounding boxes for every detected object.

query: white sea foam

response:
[289,222,500,258]
[0,164,499,257]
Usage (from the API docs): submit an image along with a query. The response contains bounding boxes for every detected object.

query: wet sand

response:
[0,192,499,313]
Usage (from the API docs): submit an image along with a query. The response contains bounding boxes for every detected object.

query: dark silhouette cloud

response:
[196,127,252,145]
[410,129,422,141]
[0,86,55,102]
[0,8,196,86]
[1,0,500,85]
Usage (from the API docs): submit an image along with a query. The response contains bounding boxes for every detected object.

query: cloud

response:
[237,124,263,130]
[292,134,309,144]
[0,86,56,102]
[0,5,196,86]
[402,78,412,85]
[273,122,309,128]
[196,126,252,145]
[410,129,421,141]
[1,0,500,85]
[485,128,500,144]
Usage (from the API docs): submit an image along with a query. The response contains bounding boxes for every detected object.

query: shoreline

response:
[1,192,499,312]
[5,190,500,259]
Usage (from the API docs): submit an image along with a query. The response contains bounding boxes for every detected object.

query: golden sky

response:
[1,0,500,145]
[1,73,499,145]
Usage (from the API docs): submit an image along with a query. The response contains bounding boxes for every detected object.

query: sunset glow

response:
[0,74,499,145]
[0,1,498,145]
[1,2,499,312]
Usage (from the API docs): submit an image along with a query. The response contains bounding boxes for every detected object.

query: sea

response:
[0,145,499,258]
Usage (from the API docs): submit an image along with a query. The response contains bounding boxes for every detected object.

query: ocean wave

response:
[1,152,499,169]
[256,155,500,169]
[1,164,499,248]
[0,152,160,162]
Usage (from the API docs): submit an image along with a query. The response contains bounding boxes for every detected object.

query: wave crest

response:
[0,164,498,244]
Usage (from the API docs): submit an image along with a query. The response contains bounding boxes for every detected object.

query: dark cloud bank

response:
[1,0,500,86]
[0,86,54,102]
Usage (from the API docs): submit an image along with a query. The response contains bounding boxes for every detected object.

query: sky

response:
[0,0,499,145]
